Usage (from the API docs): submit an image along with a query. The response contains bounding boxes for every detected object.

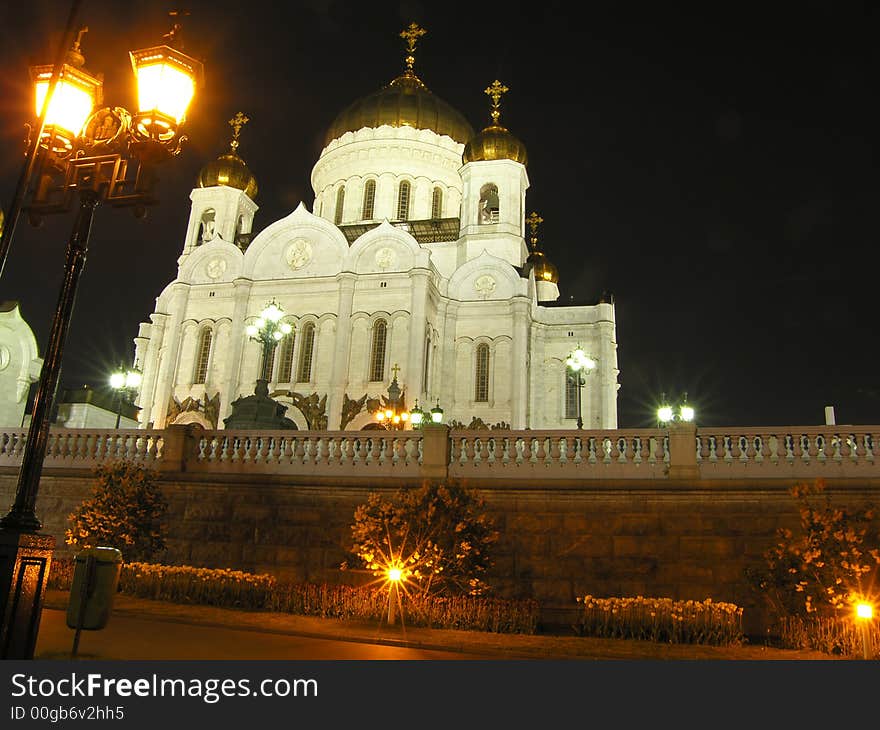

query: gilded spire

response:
[526,211,543,248]
[228,112,250,153]
[484,80,509,126]
[400,22,427,77]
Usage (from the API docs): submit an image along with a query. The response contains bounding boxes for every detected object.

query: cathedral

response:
[132,24,620,432]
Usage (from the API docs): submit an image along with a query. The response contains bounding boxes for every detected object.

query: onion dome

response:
[323,23,475,147]
[524,212,558,283]
[463,80,528,165]
[198,111,258,199]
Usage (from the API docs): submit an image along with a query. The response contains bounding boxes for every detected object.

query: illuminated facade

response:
[132,25,619,431]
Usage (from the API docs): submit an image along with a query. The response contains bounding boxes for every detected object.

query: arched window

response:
[474,343,490,402]
[277,330,296,383]
[198,209,216,245]
[296,322,316,383]
[478,184,499,224]
[565,370,579,419]
[334,185,345,225]
[193,327,213,384]
[362,179,376,220]
[431,187,443,219]
[396,180,411,221]
[369,319,387,382]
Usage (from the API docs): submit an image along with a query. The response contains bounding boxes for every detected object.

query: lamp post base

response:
[0,530,55,659]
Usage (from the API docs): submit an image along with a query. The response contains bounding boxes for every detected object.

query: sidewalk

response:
[36,590,838,660]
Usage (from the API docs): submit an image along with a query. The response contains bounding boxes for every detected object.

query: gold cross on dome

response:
[526,211,543,246]
[400,22,427,74]
[228,112,250,152]
[484,80,509,125]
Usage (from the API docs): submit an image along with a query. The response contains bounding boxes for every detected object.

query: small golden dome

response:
[198,151,258,199]
[324,74,475,146]
[198,111,258,199]
[463,79,527,166]
[527,249,558,284]
[463,124,528,165]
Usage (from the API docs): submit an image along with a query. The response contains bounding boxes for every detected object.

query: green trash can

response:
[66,547,123,631]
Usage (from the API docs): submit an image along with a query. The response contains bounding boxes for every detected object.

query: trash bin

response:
[66,546,123,631]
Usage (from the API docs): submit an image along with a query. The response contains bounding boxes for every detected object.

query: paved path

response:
[35,608,495,660]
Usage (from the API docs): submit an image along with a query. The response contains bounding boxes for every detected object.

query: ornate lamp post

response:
[245,299,293,383]
[0,20,203,659]
[109,364,142,428]
[656,392,696,427]
[565,346,596,429]
[374,364,409,430]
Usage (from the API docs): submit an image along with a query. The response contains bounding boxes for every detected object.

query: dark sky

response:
[0,0,877,429]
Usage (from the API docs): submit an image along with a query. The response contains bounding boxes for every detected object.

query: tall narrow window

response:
[423,333,431,394]
[334,185,345,225]
[193,327,212,384]
[565,370,579,419]
[296,322,316,383]
[474,343,490,402]
[369,319,387,382]
[431,187,443,219]
[396,180,411,221]
[362,179,376,220]
[277,331,296,383]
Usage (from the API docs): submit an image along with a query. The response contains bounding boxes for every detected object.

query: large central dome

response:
[323,73,475,147]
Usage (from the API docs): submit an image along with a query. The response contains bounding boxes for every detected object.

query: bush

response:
[65,460,168,563]
[347,482,499,597]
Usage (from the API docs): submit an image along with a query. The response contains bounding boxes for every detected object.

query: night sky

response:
[0,0,877,429]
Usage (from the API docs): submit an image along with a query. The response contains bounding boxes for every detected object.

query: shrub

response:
[347,482,499,596]
[65,460,168,563]
[575,594,744,646]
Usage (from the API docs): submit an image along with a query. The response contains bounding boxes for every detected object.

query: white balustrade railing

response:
[695,427,877,478]
[448,429,669,479]
[1,425,879,481]
[0,428,165,467]
[191,430,422,474]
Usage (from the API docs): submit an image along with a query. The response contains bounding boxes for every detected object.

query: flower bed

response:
[47,558,538,635]
[575,594,744,646]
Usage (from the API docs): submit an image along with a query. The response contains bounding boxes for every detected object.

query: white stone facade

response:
[132,106,619,432]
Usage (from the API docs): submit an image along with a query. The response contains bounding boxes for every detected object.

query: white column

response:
[510,299,529,429]
[327,273,356,429]
[406,270,429,397]
[219,278,253,425]
[150,283,189,428]
[136,314,165,428]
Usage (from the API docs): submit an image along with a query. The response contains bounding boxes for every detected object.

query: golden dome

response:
[527,249,558,284]
[463,80,527,166]
[463,124,528,165]
[324,73,475,147]
[198,151,258,199]
[198,111,258,199]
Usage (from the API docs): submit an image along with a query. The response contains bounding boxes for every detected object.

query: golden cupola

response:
[525,212,558,284]
[198,112,258,199]
[323,23,474,146]
[463,80,528,166]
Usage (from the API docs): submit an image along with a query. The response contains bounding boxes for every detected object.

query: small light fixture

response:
[430,400,444,424]
[410,400,425,427]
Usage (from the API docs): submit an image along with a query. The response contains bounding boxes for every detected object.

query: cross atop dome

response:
[400,22,427,77]
[526,211,544,248]
[484,80,509,126]
[228,111,250,153]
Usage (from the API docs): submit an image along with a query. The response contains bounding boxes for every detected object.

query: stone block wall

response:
[2,469,877,635]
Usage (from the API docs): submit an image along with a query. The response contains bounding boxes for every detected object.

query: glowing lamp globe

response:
[129,44,204,142]
[31,61,103,154]
[680,405,695,422]
[245,325,258,337]
[280,323,292,335]
[387,567,402,583]
[856,603,873,620]
[109,372,126,389]
[657,405,673,424]
[125,370,142,389]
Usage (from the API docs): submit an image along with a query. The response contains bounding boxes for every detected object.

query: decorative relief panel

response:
[285,239,313,271]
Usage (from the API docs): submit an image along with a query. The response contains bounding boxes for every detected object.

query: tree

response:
[746,479,880,619]
[66,460,168,563]
[348,482,499,596]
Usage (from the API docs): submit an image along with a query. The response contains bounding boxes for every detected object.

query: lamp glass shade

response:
[125,371,142,388]
[109,372,126,389]
[32,63,101,147]
[680,405,695,422]
[410,409,423,426]
[430,406,443,423]
[657,405,673,423]
[130,46,199,125]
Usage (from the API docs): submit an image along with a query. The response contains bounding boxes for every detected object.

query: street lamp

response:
[430,400,444,424]
[565,346,596,429]
[109,364,142,428]
[855,601,874,660]
[374,364,410,430]
[0,19,203,659]
[245,299,293,383]
[409,400,426,428]
[657,392,696,427]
